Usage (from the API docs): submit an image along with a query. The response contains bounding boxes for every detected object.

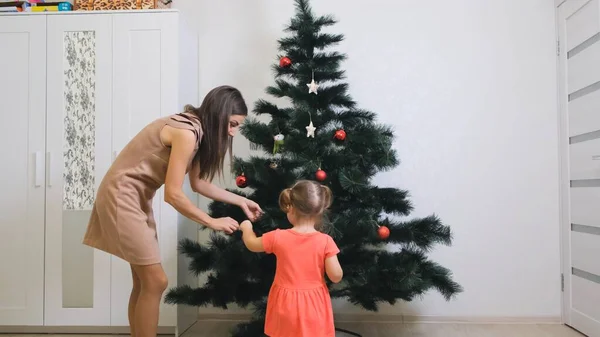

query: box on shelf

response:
[0,1,73,12]
[0,1,25,12]
[156,0,170,9]
[0,0,170,13]
[74,0,170,10]
[30,2,72,11]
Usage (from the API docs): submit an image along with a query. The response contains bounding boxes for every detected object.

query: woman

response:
[83,85,262,337]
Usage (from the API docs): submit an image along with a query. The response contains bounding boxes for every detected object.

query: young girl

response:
[240,180,343,337]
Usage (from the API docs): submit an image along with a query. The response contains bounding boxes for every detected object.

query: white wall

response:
[173,0,561,319]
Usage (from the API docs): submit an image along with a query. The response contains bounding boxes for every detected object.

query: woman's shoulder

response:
[164,112,203,140]
[168,112,201,127]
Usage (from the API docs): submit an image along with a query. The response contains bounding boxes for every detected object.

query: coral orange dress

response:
[261,229,340,337]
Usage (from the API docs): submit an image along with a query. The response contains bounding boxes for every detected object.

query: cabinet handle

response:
[35,151,43,187]
[593,155,600,161]
[46,152,52,187]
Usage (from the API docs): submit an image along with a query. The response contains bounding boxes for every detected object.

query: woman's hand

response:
[189,166,263,221]
[239,198,263,221]
[207,217,239,234]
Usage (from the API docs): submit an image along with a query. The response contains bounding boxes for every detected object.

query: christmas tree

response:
[166,0,462,335]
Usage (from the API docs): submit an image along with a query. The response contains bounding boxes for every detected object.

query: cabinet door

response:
[0,15,46,326]
[45,14,112,326]
[111,12,179,327]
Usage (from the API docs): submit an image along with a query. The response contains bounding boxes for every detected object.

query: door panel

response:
[111,12,179,328]
[569,138,600,180]
[568,41,600,94]
[569,89,600,137]
[0,15,46,326]
[566,0,600,50]
[571,187,600,226]
[45,14,112,326]
[559,1,600,336]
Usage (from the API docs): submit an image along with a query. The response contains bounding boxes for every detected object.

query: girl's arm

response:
[325,256,343,283]
[189,163,263,221]
[240,220,265,252]
[163,126,239,233]
[324,237,343,283]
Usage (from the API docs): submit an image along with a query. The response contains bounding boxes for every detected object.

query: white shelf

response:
[0,9,177,16]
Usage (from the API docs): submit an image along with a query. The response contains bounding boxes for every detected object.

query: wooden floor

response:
[0,322,584,337]
[182,320,585,337]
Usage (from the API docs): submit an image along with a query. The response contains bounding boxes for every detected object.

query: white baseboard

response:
[0,326,175,335]
[198,313,562,325]
[401,315,561,324]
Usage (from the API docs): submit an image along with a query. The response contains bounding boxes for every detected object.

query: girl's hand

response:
[240,220,253,232]
[239,220,264,252]
[207,217,239,234]
[239,198,263,221]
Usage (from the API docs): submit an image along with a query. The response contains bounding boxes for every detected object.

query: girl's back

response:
[262,228,339,337]
[263,229,338,289]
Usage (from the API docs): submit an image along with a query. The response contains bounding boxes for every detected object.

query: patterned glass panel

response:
[62,31,95,308]
[63,31,96,211]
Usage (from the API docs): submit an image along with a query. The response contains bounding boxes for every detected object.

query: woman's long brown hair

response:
[184,86,248,181]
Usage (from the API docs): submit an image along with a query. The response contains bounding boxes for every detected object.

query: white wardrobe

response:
[0,10,194,334]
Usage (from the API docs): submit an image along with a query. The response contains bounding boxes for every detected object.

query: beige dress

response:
[83,112,203,265]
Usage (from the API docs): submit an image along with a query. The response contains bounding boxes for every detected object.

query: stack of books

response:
[0,1,72,12]
[0,1,25,12]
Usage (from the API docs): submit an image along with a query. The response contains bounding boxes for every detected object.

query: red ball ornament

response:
[235,174,247,188]
[315,169,327,182]
[334,129,347,141]
[378,226,390,240]
[279,56,292,68]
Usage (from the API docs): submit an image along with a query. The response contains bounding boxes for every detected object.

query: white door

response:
[111,12,179,328]
[0,15,46,326]
[558,1,600,336]
[45,14,113,326]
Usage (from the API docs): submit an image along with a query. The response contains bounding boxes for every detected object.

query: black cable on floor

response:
[335,327,362,337]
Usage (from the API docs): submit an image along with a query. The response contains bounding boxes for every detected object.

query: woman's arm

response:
[163,126,239,233]
[240,220,264,252]
[189,162,263,221]
[189,163,245,205]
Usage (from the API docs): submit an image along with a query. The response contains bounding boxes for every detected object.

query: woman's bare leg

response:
[131,264,168,337]
[129,265,142,337]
